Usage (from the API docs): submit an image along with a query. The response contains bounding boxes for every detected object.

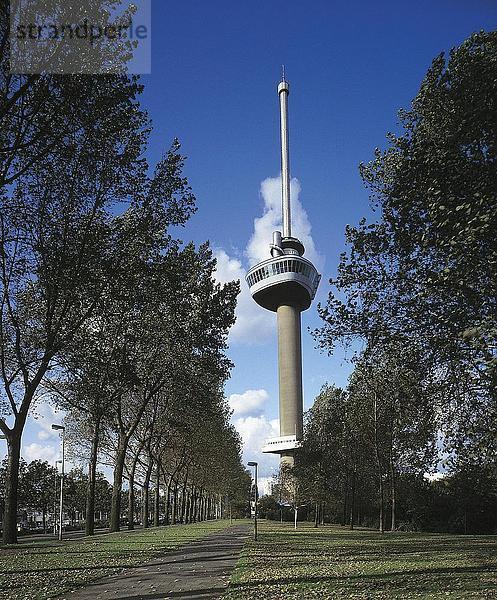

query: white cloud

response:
[246,176,324,270]
[232,414,280,483]
[214,249,275,344]
[228,389,269,417]
[214,175,323,345]
[258,476,276,496]
[233,415,279,452]
[29,401,65,441]
[424,472,447,481]
[22,442,59,464]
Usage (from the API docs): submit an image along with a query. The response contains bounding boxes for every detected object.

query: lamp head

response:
[247,461,258,467]
[51,424,65,431]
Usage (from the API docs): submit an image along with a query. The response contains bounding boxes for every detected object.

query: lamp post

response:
[54,460,62,535]
[52,425,65,541]
[248,461,258,541]
[0,436,5,536]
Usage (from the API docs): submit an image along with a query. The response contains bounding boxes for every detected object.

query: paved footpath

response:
[67,524,250,600]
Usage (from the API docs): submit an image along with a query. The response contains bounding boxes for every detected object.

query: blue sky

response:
[5,0,497,486]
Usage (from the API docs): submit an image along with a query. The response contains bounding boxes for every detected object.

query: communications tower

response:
[246,75,320,467]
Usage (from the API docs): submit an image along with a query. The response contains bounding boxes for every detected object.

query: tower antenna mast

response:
[278,70,291,238]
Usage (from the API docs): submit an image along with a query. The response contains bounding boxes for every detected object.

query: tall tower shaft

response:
[246,75,320,467]
[279,79,291,238]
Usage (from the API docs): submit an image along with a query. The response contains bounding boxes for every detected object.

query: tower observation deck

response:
[246,75,320,466]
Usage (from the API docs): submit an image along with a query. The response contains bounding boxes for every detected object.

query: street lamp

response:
[0,432,5,524]
[54,460,62,535]
[52,424,65,541]
[248,461,258,541]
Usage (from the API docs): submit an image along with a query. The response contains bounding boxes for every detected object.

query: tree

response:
[315,31,497,476]
[20,460,57,532]
[296,342,436,533]
[0,0,141,188]
[104,240,237,532]
[0,70,149,543]
[64,468,90,527]
[348,344,437,531]
[48,141,198,535]
[295,386,350,525]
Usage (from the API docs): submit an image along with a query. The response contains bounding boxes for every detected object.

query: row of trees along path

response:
[0,8,249,543]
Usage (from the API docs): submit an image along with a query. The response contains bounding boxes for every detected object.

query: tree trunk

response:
[128,454,140,531]
[165,476,172,525]
[314,501,319,528]
[349,469,356,530]
[128,483,135,530]
[378,476,384,533]
[373,391,384,534]
[193,490,198,522]
[85,419,100,536]
[110,437,127,532]
[180,483,187,524]
[342,475,348,526]
[188,489,193,523]
[153,461,160,527]
[172,481,178,524]
[3,432,22,544]
[142,459,153,528]
[186,489,192,523]
[184,489,190,524]
[196,491,201,521]
[42,506,47,534]
[191,489,197,522]
[389,445,396,532]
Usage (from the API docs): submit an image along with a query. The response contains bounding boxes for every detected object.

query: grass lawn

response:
[224,520,497,599]
[0,519,239,600]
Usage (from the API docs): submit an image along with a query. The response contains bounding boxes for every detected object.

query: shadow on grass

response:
[229,563,497,594]
[0,563,131,575]
[0,538,243,565]
[112,587,227,599]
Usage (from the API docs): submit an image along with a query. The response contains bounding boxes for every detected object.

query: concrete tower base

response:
[277,303,303,468]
